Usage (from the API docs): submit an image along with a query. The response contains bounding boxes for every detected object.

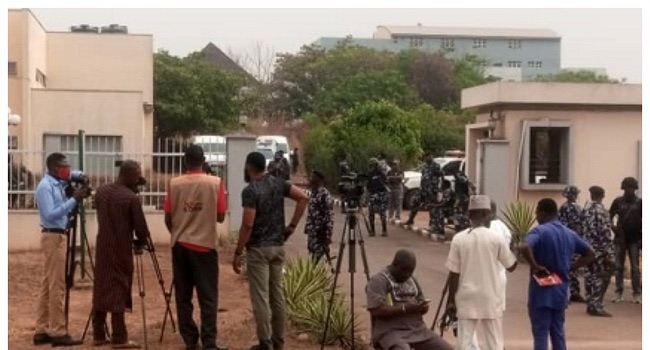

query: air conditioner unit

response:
[101,24,128,34]
[70,24,99,33]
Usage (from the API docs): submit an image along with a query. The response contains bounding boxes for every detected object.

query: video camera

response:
[64,174,93,199]
[337,162,368,212]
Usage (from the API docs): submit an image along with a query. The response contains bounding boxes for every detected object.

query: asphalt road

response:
[283,200,642,349]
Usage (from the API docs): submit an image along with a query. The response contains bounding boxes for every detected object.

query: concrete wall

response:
[30,89,147,155]
[8,210,231,252]
[46,32,153,103]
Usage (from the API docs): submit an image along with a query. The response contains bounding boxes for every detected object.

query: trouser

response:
[380,332,452,350]
[457,318,504,350]
[569,255,582,297]
[35,233,67,337]
[369,192,389,235]
[92,311,127,344]
[430,206,446,235]
[529,307,566,350]
[614,242,642,296]
[454,196,470,231]
[407,192,433,224]
[247,246,286,348]
[172,244,219,348]
[307,234,330,264]
[388,187,403,220]
[585,259,613,311]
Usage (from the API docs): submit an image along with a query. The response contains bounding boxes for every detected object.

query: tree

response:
[414,105,473,156]
[154,50,247,138]
[534,70,618,83]
[403,52,457,110]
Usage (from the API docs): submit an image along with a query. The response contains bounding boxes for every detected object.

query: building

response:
[314,24,562,81]
[8,9,153,174]
[201,42,255,81]
[462,81,641,212]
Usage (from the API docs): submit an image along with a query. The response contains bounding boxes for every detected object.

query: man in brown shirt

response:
[165,145,228,350]
[92,160,151,348]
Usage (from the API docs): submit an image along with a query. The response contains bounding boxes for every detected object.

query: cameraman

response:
[33,153,86,346]
[92,160,151,348]
[367,158,390,237]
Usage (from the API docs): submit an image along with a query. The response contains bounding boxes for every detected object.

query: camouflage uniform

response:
[453,172,474,231]
[305,186,334,263]
[406,161,442,226]
[559,186,584,300]
[367,166,390,236]
[386,165,404,221]
[582,201,614,314]
[431,186,453,235]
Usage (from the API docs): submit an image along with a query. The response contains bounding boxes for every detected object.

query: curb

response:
[305,189,449,243]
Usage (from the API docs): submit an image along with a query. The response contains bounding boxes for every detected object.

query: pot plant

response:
[501,201,536,257]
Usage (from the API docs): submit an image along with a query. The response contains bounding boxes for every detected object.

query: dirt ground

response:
[8,246,329,350]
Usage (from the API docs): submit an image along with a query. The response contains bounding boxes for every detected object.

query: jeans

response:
[529,307,566,350]
[172,244,219,348]
[614,242,642,296]
[246,246,286,346]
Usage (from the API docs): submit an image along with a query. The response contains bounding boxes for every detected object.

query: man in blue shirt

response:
[519,198,595,350]
[33,153,87,347]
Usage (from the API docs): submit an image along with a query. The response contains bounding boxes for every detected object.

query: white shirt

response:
[446,226,517,319]
[490,219,512,311]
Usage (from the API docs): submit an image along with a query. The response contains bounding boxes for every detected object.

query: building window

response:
[508,39,522,49]
[493,62,503,67]
[535,61,543,68]
[35,69,47,87]
[507,61,522,68]
[441,38,455,51]
[410,37,423,47]
[8,136,18,150]
[473,39,486,48]
[8,62,17,76]
[43,134,123,176]
[527,61,535,68]
[521,121,573,190]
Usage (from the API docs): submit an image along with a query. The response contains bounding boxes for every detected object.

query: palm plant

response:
[501,201,536,247]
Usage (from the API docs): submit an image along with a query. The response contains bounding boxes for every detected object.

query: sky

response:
[31,8,642,82]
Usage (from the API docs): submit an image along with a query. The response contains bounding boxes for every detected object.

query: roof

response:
[461,81,642,109]
[375,25,560,39]
[201,42,255,80]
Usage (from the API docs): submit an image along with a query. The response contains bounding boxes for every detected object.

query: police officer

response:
[405,154,442,227]
[559,185,585,302]
[386,159,404,222]
[582,186,614,317]
[367,158,390,237]
[452,171,474,232]
[430,180,453,236]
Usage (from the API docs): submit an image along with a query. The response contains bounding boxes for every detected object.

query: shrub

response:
[501,201,537,246]
[282,257,362,348]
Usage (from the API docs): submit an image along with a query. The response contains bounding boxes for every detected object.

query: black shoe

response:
[51,334,83,347]
[248,344,272,350]
[33,333,52,346]
[405,220,414,226]
[587,308,612,317]
[186,345,199,350]
[570,294,586,303]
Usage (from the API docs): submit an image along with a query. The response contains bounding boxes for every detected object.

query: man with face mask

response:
[164,145,229,350]
[610,177,642,303]
[33,153,87,347]
[233,152,308,350]
[366,249,453,350]
[91,160,151,348]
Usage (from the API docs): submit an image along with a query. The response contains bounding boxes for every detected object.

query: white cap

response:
[468,195,491,211]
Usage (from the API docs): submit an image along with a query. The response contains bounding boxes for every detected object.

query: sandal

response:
[112,340,141,349]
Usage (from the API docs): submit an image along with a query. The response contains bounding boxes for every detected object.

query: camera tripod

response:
[320,204,371,350]
[80,235,177,343]
[430,276,456,338]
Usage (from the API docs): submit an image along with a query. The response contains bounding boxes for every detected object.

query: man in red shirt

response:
[164,145,228,350]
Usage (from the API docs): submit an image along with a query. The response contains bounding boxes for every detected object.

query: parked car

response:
[256,135,290,162]
[402,157,466,209]
[193,135,227,171]
[257,147,275,169]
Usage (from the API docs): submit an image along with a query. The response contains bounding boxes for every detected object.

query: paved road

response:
[283,201,642,349]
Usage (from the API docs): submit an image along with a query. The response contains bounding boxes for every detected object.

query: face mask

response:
[55,166,71,181]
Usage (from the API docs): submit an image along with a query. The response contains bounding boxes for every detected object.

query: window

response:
[535,61,543,68]
[473,39,486,48]
[493,62,503,67]
[8,136,18,150]
[410,37,423,47]
[8,62,17,76]
[527,61,535,68]
[441,38,455,51]
[35,69,47,87]
[43,134,123,176]
[508,39,522,49]
[521,121,573,190]
[507,61,522,68]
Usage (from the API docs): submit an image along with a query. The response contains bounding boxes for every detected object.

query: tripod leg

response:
[319,229,348,350]
[355,220,372,281]
[82,309,93,341]
[146,241,177,338]
[431,276,450,332]
[136,254,148,349]
[160,281,176,342]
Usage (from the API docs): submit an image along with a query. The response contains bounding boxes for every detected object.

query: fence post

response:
[78,129,88,280]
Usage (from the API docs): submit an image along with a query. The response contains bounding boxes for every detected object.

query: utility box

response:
[226,133,257,232]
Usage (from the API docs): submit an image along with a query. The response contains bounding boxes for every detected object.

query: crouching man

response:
[366,249,453,350]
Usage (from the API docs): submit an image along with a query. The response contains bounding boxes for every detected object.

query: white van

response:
[193,135,227,169]
[256,135,290,161]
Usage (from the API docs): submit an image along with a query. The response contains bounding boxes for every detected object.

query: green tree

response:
[534,70,618,83]
[414,105,473,156]
[154,50,247,138]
